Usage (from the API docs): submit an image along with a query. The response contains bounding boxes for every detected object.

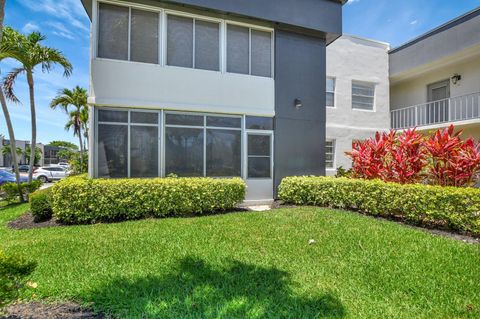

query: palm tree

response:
[1,144,23,158]
[1,27,72,182]
[50,86,88,172]
[0,0,23,201]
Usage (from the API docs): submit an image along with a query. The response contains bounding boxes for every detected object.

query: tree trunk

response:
[78,127,84,173]
[27,71,36,183]
[0,0,23,202]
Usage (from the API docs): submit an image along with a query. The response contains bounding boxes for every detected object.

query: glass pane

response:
[248,135,270,156]
[326,92,335,107]
[195,20,220,71]
[98,124,128,178]
[352,82,375,97]
[98,110,128,123]
[248,157,270,178]
[227,24,249,74]
[130,9,159,64]
[98,3,129,60]
[131,112,158,124]
[165,127,204,177]
[251,29,272,77]
[130,126,158,177]
[246,116,273,130]
[165,114,204,126]
[326,77,335,92]
[206,129,241,177]
[352,96,374,110]
[206,116,241,128]
[167,15,194,68]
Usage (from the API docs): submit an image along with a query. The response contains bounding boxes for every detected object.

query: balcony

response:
[391,92,480,129]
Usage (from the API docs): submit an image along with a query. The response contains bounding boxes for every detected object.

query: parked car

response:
[0,169,28,186]
[58,162,70,169]
[33,167,69,183]
[17,165,31,173]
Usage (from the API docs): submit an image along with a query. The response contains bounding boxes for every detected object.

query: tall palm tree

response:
[0,0,23,201]
[1,27,72,182]
[50,86,88,172]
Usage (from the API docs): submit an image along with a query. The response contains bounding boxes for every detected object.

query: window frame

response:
[325,139,336,170]
[326,76,336,108]
[351,80,376,112]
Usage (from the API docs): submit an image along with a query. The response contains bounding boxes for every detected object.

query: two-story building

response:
[81,0,345,202]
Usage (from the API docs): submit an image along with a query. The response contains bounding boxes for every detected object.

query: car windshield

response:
[0,170,14,178]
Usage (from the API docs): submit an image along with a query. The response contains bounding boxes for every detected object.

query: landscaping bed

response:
[1,302,103,319]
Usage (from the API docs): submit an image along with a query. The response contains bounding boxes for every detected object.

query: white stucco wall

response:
[390,51,480,110]
[325,35,390,174]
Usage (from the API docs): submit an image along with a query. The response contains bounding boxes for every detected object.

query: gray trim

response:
[389,6,480,54]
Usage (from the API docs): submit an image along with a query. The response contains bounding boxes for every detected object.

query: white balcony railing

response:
[391,92,480,129]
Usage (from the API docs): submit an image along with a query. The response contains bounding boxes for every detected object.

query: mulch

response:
[7,213,61,230]
[0,302,103,319]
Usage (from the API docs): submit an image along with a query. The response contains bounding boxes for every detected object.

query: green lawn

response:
[1,204,479,319]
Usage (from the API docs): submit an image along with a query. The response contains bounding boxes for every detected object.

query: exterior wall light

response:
[451,74,462,85]
[294,98,303,109]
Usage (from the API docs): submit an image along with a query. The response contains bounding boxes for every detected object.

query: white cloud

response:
[410,20,418,25]
[22,22,40,33]
[46,21,76,40]
[346,0,360,5]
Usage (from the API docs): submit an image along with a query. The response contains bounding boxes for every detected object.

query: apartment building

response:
[0,137,45,167]
[390,7,480,139]
[81,0,345,202]
[325,35,390,174]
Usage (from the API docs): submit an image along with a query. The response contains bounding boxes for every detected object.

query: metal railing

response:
[391,92,480,129]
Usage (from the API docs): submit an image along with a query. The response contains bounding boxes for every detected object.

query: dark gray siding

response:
[274,30,326,194]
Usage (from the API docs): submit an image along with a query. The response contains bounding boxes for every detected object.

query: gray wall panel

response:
[274,30,326,194]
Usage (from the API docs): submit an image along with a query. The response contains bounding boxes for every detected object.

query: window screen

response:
[98,3,129,60]
[352,81,375,110]
[251,29,272,77]
[206,129,241,177]
[247,134,271,178]
[167,15,194,68]
[195,20,220,71]
[227,24,249,75]
[98,124,128,178]
[130,9,159,64]
[165,127,204,176]
[130,126,158,177]
[326,77,335,107]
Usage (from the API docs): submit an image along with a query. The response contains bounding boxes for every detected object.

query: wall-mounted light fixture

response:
[451,74,462,85]
[294,98,303,109]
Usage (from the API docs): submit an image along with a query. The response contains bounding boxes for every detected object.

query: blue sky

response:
[1,0,480,146]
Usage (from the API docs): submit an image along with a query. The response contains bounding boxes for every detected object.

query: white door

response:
[245,132,273,202]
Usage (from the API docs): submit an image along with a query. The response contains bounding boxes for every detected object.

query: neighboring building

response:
[325,35,390,174]
[390,7,480,139]
[43,145,69,165]
[0,137,45,167]
[81,0,345,202]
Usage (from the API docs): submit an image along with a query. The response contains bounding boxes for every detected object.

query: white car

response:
[58,162,70,169]
[33,167,69,183]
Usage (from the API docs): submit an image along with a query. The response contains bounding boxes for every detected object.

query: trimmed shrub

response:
[278,176,480,235]
[1,180,42,203]
[0,250,36,307]
[30,188,53,222]
[51,175,246,224]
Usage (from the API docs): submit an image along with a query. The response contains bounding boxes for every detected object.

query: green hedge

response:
[278,176,480,235]
[51,176,246,224]
[29,188,53,222]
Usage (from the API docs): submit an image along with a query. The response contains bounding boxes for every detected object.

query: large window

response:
[227,24,272,77]
[326,77,335,107]
[325,140,335,169]
[164,113,242,177]
[352,81,375,110]
[130,112,159,177]
[96,3,273,77]
[167,15,220,71]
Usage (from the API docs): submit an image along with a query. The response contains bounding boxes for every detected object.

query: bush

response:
[51,176,246,224]
[278,176,480,235]
[0,250,36,307]
[29,188,53,222]
[1,180,42,203]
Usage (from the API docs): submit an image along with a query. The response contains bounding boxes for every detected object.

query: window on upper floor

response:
[326,77,335,107]
[352,81,375,111]
[227,24,272,78]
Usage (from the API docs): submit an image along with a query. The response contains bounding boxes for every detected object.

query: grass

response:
[0,204,479,318]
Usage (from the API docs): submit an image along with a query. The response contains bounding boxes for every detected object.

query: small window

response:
[131,112,159,124]
[325,140,335,169]
[247,134,271,178]
[352,81,375,110]
[227,24,273,77]
[98,3,129,60]
[165,114,204,126]
[246,116,274,130]
[98,110,128,123]
[326,77,335,107]
[206,116,241,128]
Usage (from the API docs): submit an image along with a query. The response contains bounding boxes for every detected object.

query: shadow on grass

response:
[88,256,345,318]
